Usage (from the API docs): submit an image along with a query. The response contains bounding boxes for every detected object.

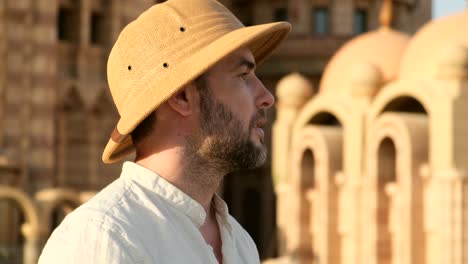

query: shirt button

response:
[199,212,205,219]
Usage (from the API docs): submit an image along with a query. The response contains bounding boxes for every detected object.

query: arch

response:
[293,94,352,132]
[308,112,342,126]
[0,186,41,237]
[292,93,368,264]
[364,113,428,264]
[0,198,24,263]
[292,107,344,183]
[368,79,437,122]
[289,125,343,264]
[381,96,427,114]
[35,188,81,211]
[291,126,342,187]
[35,188,81,234]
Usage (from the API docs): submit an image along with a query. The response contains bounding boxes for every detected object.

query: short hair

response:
[131,111,156,147]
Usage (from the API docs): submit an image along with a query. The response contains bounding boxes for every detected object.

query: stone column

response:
[77,0,91,82]
[429,43,468,264]
[331,0,353,35]
[29,0,59,188]
[272,73,313,188]
[272,73,313,257]
[418,164,435,264]
[0,0,34,183]
[275,183,295,255]
[21,224,46,264]
[438,169,466,264]
[80,0,91,46]
[385,183,399,264]
[335,171,355,264]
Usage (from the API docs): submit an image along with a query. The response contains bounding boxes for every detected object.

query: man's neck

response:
[136,146,224,263]
[135,146,225,214]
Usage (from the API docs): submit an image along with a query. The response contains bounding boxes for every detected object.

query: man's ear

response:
[167,84,197,117]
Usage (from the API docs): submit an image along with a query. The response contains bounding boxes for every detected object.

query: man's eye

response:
[240,72,248,79]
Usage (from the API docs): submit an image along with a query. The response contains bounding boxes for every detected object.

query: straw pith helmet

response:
[103,0,291,164]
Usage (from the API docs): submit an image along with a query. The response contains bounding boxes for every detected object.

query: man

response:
[39,0,290,263]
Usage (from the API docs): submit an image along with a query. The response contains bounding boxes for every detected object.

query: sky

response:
[433,0,466,18]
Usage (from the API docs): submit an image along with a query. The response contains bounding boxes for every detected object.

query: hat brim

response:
[102,21,291,164]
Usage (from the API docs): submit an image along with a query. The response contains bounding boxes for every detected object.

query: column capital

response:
[21,223,48,240]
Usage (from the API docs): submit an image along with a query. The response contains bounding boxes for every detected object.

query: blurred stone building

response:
[270,4,468,264]
[0,0,430,263]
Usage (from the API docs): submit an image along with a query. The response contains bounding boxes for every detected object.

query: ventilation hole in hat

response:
[128,65,132,71]
[180,27,186,32]
[163,63,169,68]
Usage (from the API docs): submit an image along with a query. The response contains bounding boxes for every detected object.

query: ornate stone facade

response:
[0,0,153,262]
[0,0,430,263]
[271,5,468,264]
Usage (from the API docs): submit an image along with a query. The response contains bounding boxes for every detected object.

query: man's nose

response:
[254,76,275,110]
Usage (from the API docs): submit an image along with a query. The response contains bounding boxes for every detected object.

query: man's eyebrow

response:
[232,58,256,71]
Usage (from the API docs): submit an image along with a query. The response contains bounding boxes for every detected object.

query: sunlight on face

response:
[193,77,267,171]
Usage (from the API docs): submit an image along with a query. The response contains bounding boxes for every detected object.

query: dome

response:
[276,73,314,106]
[437,43,468,79]
[399,9,468,79]
[319,28,410,95]
[349,62,383,97]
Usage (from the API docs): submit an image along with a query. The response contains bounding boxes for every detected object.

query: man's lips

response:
[254,127,265,139]
[255,118,267,129]
[253,118,267,140]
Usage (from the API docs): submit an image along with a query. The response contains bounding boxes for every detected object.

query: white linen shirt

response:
[39,161,260,264]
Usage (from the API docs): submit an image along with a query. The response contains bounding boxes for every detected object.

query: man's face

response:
[189,48,275,171]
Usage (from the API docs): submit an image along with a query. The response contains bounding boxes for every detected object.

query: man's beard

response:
[186,85,267,175]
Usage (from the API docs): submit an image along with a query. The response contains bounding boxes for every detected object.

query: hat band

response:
[111,127,127,143]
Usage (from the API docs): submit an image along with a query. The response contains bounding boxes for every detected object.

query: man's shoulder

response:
[58,176,154,235]
[39,178,147,263]
[52,178,133,233]
[65,178,132,226]
[39,211,144,264]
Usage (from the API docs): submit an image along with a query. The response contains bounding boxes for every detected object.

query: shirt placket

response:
[218,214,237,264]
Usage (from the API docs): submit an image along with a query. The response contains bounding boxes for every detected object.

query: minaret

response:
[379,0,394,29]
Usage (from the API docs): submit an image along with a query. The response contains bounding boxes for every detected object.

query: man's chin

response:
[251,143,267,168]
[248,135,264,151]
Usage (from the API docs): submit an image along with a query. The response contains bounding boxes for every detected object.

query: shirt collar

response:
[120,161,232,233]
[213,193,233,236]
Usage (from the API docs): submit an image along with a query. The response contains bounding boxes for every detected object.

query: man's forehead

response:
[221,48,255,68]
[204,47,256,76]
